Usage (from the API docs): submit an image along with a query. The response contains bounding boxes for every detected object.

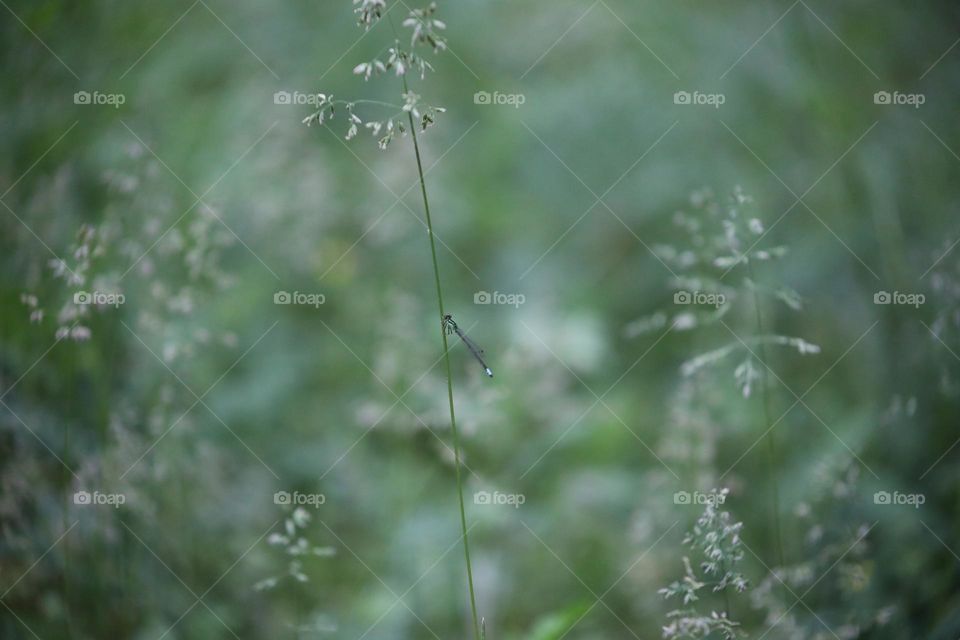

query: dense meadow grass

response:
[2,1,959,638]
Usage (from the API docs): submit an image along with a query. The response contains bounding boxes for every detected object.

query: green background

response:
[2,1,959,638]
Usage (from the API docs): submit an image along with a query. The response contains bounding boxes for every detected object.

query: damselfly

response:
[443,314,493,377]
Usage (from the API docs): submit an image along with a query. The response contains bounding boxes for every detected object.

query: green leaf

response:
[522,601,593,640]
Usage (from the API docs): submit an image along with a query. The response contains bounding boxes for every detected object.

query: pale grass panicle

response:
[659,488,748,640]
[10,142,246,615]
[749,459,896,638]
[255,507,336,592]
[657,378,720,488]
[354,0,387,29]
[642,188,833,638]
[628,187,820,397]
[26,144,236,349]
[303,1,447,149]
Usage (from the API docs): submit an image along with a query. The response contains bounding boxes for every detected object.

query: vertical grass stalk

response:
[748,262,785,571]
[402,76,481,639]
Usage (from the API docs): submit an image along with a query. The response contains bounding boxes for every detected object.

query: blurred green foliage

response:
[2,0,960,638]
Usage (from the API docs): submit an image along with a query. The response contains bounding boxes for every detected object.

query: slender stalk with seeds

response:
[409,113,481,640]
[309,5,481,636]
[399,63,482,640]
[407,110,479,640]
[386,10,481,636]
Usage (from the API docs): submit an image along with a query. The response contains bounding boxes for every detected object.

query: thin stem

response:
[64,420,72,639]
[719,558,731,621]
[401,74,481,640]
[747,261,785,571]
